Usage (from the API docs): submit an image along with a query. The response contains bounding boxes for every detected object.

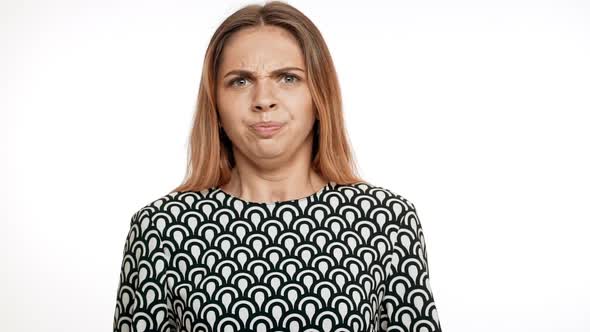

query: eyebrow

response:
[223,66,305,79]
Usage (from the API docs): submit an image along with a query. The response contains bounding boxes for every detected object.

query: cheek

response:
[287,99,315,126]
[216,95,243,127]
[282,88,314,115]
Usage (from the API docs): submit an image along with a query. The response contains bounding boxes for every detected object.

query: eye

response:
[281,73,300,84]
[229,77,249,88]
[228,73,300,88]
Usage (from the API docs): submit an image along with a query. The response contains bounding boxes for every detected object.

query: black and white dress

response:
[113,181,442,332]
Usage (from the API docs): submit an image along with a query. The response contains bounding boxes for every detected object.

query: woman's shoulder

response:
[127,182,417,223]
[127,187,218,222]
[336,180,416,208]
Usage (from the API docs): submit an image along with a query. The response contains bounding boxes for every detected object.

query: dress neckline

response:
[215,180,335,206]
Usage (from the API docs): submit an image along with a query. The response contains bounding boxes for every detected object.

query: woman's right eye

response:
[230,77,249,87]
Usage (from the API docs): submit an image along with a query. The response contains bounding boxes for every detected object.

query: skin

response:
[215,25,328,204]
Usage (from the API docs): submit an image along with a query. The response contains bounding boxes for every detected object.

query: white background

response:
[1,0,589,331]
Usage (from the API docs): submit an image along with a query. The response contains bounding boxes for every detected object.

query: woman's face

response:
[216,25,316,164]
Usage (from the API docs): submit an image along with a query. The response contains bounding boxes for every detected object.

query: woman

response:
[113,1,442,331]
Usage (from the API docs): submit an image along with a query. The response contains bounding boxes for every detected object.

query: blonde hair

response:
[171,1,365,194]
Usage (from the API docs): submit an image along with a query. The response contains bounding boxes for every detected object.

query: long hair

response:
[170,1,365,194]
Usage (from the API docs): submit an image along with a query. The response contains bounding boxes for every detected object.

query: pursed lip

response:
[251,121,284,129]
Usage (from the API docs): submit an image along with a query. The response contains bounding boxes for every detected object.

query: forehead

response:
[219,25,305,72]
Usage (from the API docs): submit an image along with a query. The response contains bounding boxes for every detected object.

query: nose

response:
[252,78,277,112]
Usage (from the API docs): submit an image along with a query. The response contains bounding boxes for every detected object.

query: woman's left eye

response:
[281,73,299,84]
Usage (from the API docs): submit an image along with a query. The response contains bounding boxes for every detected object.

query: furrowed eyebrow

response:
[223,66,305,79]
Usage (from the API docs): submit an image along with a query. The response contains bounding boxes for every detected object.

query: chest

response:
[163,208,391,332]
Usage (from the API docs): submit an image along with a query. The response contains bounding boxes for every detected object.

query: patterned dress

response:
[113,181,442,332]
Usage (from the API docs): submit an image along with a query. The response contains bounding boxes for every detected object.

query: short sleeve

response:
[113,207,176,332]
[381,200,442,331]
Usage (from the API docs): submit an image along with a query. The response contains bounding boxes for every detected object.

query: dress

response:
[113,181,442,332]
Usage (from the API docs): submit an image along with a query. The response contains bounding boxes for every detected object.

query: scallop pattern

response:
[113,181,442,332]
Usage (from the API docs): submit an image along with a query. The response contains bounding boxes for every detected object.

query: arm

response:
[113,207,176,332]
[381,200,442,331]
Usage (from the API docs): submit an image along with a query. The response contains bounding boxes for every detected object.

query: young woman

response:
[113,2,442,331]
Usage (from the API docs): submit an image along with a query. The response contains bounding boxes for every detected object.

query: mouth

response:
[250,122,285,138]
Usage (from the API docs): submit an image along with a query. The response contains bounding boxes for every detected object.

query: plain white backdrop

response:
[1,0,589,331]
